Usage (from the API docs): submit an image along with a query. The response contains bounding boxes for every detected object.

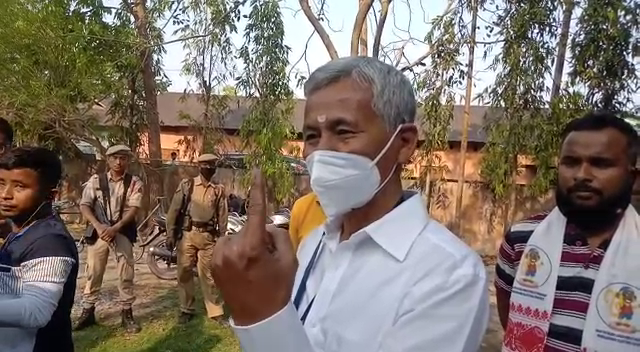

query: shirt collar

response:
[107,170,125,182]
[324,191,429,262]
[194,176,217,188]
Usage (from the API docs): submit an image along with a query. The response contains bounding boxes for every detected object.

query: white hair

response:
[304,56,416,130]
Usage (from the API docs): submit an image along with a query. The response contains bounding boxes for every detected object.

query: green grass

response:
[73,289,241,352]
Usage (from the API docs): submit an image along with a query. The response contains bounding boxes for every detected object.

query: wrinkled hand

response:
[212,169,297,326]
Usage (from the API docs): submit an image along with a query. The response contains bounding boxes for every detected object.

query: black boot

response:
[178,312,194,324]
[73,307,97,331]
[121,308,141,334]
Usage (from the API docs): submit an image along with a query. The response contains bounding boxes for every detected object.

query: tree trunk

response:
[359,5,368,56]
[452,0,478,237]
[131,0,164,201]
[372,0,391,58]
[424,170,432,212]
[502,156,518,235]
[350,0,374,56]
[550,0,575,101]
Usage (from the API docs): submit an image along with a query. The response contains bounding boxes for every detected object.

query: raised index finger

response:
[244,168,268,247]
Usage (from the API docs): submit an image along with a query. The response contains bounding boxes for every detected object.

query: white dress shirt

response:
[232,191,489,352]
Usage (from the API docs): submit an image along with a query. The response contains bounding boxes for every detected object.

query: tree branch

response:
[393,39,409,67]
[372,0,392,58]
[351,0,375,56]
[399,0,456,72]
[299,0,339,59]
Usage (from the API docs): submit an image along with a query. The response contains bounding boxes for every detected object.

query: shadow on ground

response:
[73,289,230,352]
[140,314,221,352]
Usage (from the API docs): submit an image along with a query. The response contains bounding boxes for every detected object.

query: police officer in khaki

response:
[75,145,143,333]
[166,153,228,324]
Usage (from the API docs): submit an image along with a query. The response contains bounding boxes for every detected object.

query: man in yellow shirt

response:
[288,192,325,251]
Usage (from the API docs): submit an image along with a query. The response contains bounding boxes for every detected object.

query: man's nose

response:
[0,186,12,200]
[574,163,594,184]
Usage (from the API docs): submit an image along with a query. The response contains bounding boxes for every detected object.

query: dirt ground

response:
[71,254,504,351]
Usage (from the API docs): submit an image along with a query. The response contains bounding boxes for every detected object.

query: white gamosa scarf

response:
[502,206,640,352]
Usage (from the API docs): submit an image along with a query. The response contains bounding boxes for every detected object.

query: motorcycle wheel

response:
[146,237,177,281]
[133,243,145,263]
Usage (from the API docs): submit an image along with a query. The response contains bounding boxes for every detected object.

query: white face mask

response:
[305,126,403,218]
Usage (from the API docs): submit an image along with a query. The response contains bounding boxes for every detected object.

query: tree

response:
[479,0,558,230]
[550,0,576,101]
[569,0,639,112]
[128,0,165,200]
[105,2,169,155]
[176,0,239,158]
[237,0,297,205]
[0,0,141,157]
[452,0,480,235]
[296,0,456,74]
[222,85,238,96]
[414,2,466,211]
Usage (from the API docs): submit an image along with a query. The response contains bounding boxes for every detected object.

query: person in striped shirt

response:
[495,111,639,351]
[0,147,78,352]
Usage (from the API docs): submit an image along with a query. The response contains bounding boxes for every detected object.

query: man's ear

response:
[397,124,418,164]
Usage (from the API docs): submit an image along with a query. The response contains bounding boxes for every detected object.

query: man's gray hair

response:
[304,57,416,131]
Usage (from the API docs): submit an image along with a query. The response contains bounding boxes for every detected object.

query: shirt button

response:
[576,241,582,246]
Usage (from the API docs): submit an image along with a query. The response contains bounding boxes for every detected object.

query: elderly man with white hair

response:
[211,57,490,352]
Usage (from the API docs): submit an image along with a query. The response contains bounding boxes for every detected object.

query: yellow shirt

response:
[289,193,326,251]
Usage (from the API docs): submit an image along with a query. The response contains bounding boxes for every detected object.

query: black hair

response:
[0,118,14,146]
[0,147,62,190]
[561,111,639,165]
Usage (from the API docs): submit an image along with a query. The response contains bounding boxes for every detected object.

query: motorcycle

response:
[143,210,288,281]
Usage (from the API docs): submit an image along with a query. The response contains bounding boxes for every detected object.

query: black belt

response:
[192,221,212,228]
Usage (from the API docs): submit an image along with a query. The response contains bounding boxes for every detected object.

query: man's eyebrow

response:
[302,123,320,132]
[325,116,357,128]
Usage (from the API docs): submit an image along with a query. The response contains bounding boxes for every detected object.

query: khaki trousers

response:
[177,230,223,318]
[83,234,136,309]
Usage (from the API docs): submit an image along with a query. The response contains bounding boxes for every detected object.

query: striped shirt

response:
[495,212,611,352]
[0,215,78,352]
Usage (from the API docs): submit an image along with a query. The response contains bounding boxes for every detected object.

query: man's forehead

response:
[562,129,627,156]
[109,153,129,158]
[303,113,357,130]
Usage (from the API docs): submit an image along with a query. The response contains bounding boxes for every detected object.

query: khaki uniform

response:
[80,172,144,309]
[166,176,228,318]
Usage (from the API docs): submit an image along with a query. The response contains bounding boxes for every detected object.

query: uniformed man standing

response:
[166,153,228,324]
[74,145,143,333]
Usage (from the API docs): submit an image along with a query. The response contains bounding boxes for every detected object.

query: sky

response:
[102,0,637,105]
[159,0,499,101]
